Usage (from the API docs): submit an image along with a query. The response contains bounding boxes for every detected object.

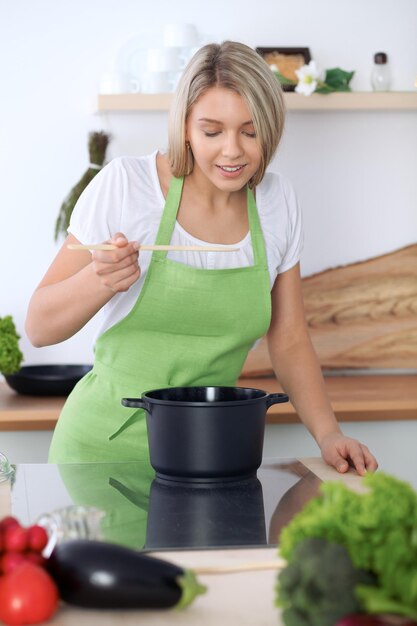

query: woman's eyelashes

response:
[202,130,257,138]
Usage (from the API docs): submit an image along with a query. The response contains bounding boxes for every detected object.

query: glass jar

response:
[371,52,391,91]
[0,452,14,484]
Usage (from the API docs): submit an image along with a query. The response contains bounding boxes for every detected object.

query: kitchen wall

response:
[1,0,416,366]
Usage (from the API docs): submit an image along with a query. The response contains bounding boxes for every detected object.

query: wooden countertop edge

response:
[0,411,59,431]
[1,374,416,431]
[2,404,416,431]
[267,407,417,424]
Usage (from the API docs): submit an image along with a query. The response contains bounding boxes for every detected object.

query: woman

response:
[26,41,377,475]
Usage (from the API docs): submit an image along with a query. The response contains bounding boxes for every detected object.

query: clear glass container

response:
[0,452,15,484]
[37,505,105,557]
[371,52,391,91]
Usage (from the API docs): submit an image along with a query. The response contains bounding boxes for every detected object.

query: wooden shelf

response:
[98,93,173,111]
[285,91,417,110]
[97,91,417,112]
[1,375,416,431]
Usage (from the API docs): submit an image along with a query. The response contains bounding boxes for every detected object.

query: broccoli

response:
[278,472,417,621]
[0,315,23,375]
[276,537,375,626]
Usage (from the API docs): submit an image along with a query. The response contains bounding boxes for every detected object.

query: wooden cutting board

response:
[242,244,417,375]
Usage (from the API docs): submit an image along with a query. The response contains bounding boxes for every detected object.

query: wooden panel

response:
[242,244,417,374]
[304,244,417,369]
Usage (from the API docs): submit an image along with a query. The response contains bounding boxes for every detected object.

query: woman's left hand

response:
[319,432,378,476]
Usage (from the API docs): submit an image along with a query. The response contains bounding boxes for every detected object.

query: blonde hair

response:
[168,40,285,187]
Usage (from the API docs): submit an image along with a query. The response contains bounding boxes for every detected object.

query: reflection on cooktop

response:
[146,475,267,549]
[10,458,321,551]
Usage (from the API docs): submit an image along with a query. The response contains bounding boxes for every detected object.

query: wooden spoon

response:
[67,244,240,252]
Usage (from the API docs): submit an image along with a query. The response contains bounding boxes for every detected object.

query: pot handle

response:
[121,398,151,413]
[266,392,289,409]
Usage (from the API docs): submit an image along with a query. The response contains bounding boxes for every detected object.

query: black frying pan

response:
[4,364,92,396]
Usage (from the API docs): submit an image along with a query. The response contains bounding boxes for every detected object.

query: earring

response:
[185,141,191,150]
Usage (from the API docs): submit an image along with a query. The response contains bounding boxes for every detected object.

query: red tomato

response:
[4,526,28,553]
[27,526,48,553]
[1,552,27,575]
[0,517,20,555]
[0,517,20,533]
[25,552,46,568]
[0,562,59,625]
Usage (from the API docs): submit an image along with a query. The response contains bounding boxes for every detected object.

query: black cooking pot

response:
[122,386,289,483]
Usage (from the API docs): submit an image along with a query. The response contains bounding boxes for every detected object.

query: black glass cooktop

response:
[9,458,322,551]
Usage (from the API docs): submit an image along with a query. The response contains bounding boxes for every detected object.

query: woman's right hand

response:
[26,232,142,347]
[91,232,141,295]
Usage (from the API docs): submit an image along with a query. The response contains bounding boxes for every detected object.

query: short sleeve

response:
[276,178,304,274]
[68,158,126,244]
[257,171,304,279]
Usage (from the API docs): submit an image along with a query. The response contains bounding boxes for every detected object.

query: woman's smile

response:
[216,164,247,178]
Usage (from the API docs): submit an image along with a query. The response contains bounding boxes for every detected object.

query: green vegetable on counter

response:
[277,472,417,622]
[277,537,375,626]
[0,315,23,375]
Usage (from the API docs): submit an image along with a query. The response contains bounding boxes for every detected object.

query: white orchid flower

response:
[295,60,322,96]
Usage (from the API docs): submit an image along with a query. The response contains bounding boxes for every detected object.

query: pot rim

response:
[141,385,269,407]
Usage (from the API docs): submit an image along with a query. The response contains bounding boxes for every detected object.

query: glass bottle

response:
[371,52,391,91]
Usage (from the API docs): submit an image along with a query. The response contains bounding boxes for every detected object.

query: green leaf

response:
[357,584,417,621]
[315,84,352,93]
[315,84,335,94]
[313,67,355,94]
[325,67,354,88]
[274,71,297,86]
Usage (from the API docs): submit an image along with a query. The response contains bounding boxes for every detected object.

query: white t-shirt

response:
[69,150,303,339]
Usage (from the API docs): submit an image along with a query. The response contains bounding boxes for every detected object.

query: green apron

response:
[49,176,271,464]
[56,461,154,549]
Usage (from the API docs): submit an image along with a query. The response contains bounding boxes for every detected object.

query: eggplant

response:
[47,539,206,610]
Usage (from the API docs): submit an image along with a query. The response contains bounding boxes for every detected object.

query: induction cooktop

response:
[8,458,322,551]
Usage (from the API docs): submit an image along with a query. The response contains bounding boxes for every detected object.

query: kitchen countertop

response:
[0,457,367,625]
[1,374,416,431]
[0,458,363,626]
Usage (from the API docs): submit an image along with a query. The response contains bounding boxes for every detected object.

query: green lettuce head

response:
[0,315,23,375]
